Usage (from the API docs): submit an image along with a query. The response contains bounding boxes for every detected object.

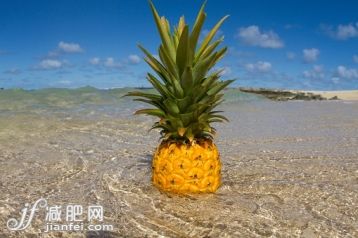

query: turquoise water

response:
[0,87,265,114]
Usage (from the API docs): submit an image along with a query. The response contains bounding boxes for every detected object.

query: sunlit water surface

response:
[0,87,357,237]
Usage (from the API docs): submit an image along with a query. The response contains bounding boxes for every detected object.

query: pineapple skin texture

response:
[152,139,221,193]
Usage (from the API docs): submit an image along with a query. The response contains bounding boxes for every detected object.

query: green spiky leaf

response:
[127,1,233,142]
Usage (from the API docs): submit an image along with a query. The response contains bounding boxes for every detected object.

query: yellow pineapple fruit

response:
[126,1,232,193]
[152,140,221,193]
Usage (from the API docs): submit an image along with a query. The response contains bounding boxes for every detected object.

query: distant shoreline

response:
[1,86,358,101]
[239,87,358,101]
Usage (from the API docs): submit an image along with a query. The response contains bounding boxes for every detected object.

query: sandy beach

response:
[305,90,358,100]
[0,88,357,237]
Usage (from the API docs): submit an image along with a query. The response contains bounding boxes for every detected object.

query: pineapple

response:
[126,1,233,193]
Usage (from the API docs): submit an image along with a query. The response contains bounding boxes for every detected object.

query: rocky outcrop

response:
[239,87,339,101]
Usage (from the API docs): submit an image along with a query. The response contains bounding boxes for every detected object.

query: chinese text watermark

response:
[7,198,113,233]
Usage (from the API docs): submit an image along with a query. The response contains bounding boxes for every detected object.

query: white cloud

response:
[89,57,100,65]
[245,61,272,73]
[47,41,83,57]
[58,41,83,53]
[104,57,123,68]
[322,23,358,40]
[236,25,284,48]
[336,66,358,79]
[38,59,63,69]
[336,23,358,39]
[128,54,141,64]
[89,55,140,69]
[88,57,123,69]
[303,65,324,79]
[303,48,319,63]
[286,52,296,60]
[4,68,21,75]
[353,55,358,64]
[331,77,340,84]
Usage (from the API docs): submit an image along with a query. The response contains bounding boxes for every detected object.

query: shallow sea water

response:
[0,88,357,237]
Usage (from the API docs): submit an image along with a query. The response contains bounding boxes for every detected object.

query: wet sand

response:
[0,90,357,237]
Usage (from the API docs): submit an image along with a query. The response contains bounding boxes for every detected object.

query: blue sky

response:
[0,0,358,90]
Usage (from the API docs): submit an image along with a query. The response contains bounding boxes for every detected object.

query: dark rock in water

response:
[329,96,339,100]
[239,87,328,101]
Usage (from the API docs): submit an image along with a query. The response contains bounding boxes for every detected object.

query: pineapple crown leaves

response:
[126,0,234,142]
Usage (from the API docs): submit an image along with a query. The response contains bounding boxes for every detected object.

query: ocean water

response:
[0,87,263,117]
[0,87,357,237]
